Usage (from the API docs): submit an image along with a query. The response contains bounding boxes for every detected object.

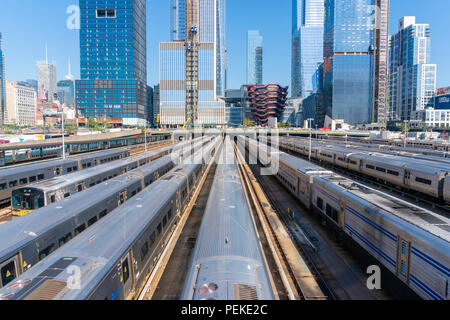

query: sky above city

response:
[1,0,450,92]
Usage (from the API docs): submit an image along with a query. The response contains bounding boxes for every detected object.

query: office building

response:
[247,30,263,85]
[76,0,148,126]
[291,0,325,98]
[57,59,75,107]
[37,47,58,102]
[5,81,37,126]
[388,16,436,121]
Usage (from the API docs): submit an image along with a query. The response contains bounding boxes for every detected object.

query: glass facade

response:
[291,0,324,98]
[247,30,263,85]
[0,33,5,124]
[57,79,75,107]
[388,17,436,121]
[322,0,375,125]
[76,0,148,126]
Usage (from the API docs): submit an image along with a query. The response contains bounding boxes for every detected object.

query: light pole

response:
[307,118,313,161]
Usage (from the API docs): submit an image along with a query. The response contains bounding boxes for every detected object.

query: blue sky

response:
[1,0,450,92]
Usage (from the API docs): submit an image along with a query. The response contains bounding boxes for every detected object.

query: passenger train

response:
[10,137,208,216]
[0,137,221,300]
[239,137,450,300]
[0,148,130,207]
[260,136,450,203]
[0,138,207,289]
[181,137,275,300]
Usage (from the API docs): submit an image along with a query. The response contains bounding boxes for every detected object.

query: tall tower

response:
[247,30,263,85]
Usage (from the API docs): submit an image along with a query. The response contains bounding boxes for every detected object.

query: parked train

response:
[261,136,450,203]
[0,137,221,300]
[0,139,207,289]
[11,137,208,216]
[240,137,450,300]
[0,148,130,207]
[181,137,275,300]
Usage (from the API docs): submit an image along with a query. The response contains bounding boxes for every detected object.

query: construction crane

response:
[185,0,199,129]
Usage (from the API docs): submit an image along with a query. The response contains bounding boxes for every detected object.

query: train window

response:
[415,177,432,185]
[1,260,17,287]
[38,244,56,261]
[162,216,167,228]
[82,164,87,169]
[67,168,73,173]
[75,224,86,236]
[38,174,45,181]
[149,232,156,247]
[350,161,357,165]
[29,176,37,183]
[64,193,70,198]
[88,216,98,226]
[387,170,399,176]
[317,197,324,211]
[140,242,149,261]
[9,181,18,188]
[366,165,375,170]
[55,168,61,176]
[168,209,173,220]
[73,167,78,172]
[58,233,72,246]
[77,184,83,192]
[119,192,126,205]
[90,183,95,187]
[50,195,56,203]
[157,223,162,235]
[99,210,108,218]
[376,167,386,173]
[0,183,7,190]
[122,259,130,284]
[20,178,28,185]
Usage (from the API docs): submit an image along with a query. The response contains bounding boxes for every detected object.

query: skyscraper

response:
[76,0,148,126]
[247,30,263,85]
[388,16,436,121]
[160,0,226,127]
[291,0,324,99]
[57,59,75,107]
[0,33,6,124]
[322,0,388,126]
[37,46,57,102]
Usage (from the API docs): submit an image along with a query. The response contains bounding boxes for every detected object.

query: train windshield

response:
[12,189,45,211]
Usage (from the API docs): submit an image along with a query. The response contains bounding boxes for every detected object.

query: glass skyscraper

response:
[388,17,436,121]
[75,0,148,126]
[0,33,6,124]
[247,30,263,85]
[37,60,57,102]
[291,0,324,98]
[322,0,379,125]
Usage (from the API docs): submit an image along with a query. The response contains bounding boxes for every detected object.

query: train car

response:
[0,148,130,207]
[0,138,220,300]
[311,175,450,300]
[0,142,205,289]
[10,138,209,216]
[181,138,275,300]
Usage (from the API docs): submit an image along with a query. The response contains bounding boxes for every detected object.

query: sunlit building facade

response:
[247,30,263,85]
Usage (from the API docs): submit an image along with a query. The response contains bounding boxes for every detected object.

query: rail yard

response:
[0,131,448,301]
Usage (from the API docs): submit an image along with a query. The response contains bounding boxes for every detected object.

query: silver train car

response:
[10,137,209,216]
[251,138,450,300]
[181,137,275,300]
[0,138,221,300]
[0,148,130,206]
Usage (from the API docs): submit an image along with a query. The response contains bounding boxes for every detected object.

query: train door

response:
[119,191,127,205]
[396,237,411,283]
[404,170,411,187]
[0,255,20,288]
[120,253,134,299]
[339,199,346,229]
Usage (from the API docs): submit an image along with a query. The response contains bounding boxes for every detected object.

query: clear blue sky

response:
[1,0,450,92]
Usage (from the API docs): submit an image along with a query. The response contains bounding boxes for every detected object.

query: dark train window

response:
[1,260,17,286]
[388,170,399,176]
[73,167,78,172]
[350,161,357,165]
[64,193,70,198]
[157,223,162,235]
[77,184,83,192]
[122,259,130,284]
[88,216,98,226]
[168,210,173,220]
[38,174,45,181]
[50,195,56,203]
[366,165,375,170]
[317,197,324,211]
[39,244,56,260]
[20,178,28,185]
[82,164,87,169]
[416,177,432,185]
[376,167,386,173]
[99,210,108,218]
[58,233,72,246]
[55,168,61,176]
[90,183,95,187]
[162,216,167,228]
[67,168,73,173]
[149,232,156,247]
[29,176,37,183]
[9,181,18,188]
[0,183,7,190]
[140,242,149,261]
[75,224,86,235]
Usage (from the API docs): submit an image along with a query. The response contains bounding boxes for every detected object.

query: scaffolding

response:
[185,0,199,127]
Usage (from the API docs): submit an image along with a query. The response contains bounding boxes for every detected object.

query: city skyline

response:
[1,1,450,93]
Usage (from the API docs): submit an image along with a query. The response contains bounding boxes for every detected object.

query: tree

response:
[244,118,255,127]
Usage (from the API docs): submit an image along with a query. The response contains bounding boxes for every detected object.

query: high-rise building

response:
[291,0,324,99]
[36,46,57,103]
[5,81,37,126]
[0,33,6,124]
[247,30,263,85]
[160,0,226,127]
[57,59,75,107]
[322,0,388,126]
[388,16,436,121]
[171,0,186,41]
[76,0,148,126]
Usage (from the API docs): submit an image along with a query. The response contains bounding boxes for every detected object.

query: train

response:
[239,137,450,300]
[260,136,450,203]
[10,137,208,216]
[0,137,221,300]
[0,138,209,289]
[181,137,275,300]
[0,148,130,207]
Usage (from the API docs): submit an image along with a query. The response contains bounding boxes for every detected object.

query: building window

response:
[96,9,116,18]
